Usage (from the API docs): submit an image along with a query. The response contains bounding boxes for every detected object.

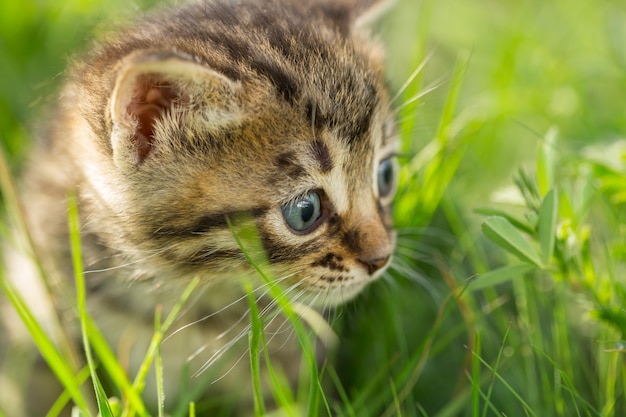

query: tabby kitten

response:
[4,0,398,413]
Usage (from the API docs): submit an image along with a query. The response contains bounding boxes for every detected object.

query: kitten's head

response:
[73,0,398,306]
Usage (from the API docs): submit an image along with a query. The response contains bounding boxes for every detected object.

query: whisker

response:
[193,324,251,377]
[83,250,163,274]
[208,347,250,384]
[165,272,298,342]
[165,291,247,342]
[265,317,297,355]
[186,272,305,376]
[389,257,440,302]
[257,273,302,308]
[187,343,208,362]
[216,307,254,341]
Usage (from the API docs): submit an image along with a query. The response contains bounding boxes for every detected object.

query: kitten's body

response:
[2,0,398,414]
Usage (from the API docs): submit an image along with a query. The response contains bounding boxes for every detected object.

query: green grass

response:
[2,0,626,416]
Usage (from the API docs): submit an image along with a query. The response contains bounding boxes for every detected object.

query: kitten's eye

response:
[377,157,396,197]
[281,192,322,233]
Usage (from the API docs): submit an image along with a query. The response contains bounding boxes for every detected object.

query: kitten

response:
[2,0,398,414]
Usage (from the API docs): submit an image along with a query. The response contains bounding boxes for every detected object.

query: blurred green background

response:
[2,0,626,415]
[383,0,626,202]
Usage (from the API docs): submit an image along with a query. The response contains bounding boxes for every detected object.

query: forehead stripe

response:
[275,151,307,179]
[310,139,333,173]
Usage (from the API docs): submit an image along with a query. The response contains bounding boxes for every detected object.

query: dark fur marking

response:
[325,213,344,239]
[276,151,296,166]
[158,247,244,273]
[312,253,346,272]
[353,104,375,143]
[341,229,362,255]
[186,249,245,266]
[249,56,299,104]
[321,275,337,283]
[313,4,351,35]
[339,80,379,147]
[255,14,298,60]
[275,151,306,179]
[320,274,348,283]
[188,12,300,103]
[326,213,346,242]
[310,139,333,173]
[260,233,324,263]
[154,207,269,239]
[185,213,229,234]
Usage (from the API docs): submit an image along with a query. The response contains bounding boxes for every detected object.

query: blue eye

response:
[377,158,395,197]
[281,192,322,232]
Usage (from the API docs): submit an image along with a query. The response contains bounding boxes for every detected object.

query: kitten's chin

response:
[301,280,370,308]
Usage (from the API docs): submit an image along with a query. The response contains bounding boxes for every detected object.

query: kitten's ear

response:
[109,51,240,169]
[315,0,394,30]
[351,0,395,28]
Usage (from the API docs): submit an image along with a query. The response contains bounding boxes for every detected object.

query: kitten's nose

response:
[351,217,393,275]
[359,255,391,275]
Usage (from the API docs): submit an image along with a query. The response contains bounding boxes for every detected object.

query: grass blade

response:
[0,139,90,410]
[46,367,91,417]
[154,307,164,417]
[245,280,266,417]
[131,276,199,395]
[84,316,148,417]
[467,263,535,292]
[482,216,544,268]
[0,272,89,414]
[225,214,324,417]
[472,331,481,417]
[470,345,538,417]
[474,208,535,235]
[538,189,558,265]
[68,193,114,417]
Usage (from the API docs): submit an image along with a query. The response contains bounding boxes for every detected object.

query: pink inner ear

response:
[126,75,178,162]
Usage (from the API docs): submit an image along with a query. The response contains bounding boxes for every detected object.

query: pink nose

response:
[359,255,390,275]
